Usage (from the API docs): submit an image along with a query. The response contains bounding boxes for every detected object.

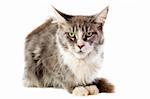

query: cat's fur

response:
[24,6,114,96]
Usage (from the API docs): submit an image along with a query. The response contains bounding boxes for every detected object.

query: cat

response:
[23,6,114,96]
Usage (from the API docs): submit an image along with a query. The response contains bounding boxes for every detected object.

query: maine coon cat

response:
[24,6,114,96]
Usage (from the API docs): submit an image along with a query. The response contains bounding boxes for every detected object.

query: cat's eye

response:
[68,32,75,38]
[86,32,93,37]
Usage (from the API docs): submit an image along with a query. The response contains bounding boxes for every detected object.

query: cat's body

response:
[24,7,114,96]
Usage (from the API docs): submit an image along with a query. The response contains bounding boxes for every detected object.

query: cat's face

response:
[55,7,108,59]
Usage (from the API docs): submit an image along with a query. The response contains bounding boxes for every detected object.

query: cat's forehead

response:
[66,16,97,32]
[69,16,93,26]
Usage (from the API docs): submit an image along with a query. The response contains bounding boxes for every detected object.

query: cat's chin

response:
[73,52,88,59]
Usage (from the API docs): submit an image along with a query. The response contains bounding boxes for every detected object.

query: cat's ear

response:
[52,6,73,23]
[92,6,109,24]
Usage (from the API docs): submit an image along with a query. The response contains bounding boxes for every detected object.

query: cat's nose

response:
[77,44,84,49]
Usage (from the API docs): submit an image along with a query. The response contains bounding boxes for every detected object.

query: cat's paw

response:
[72,85,99,96]
[72,86,89,96]
[85,85,99,95]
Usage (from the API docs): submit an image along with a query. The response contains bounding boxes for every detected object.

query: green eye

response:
[86,32,93,37]
[68,32,75,37]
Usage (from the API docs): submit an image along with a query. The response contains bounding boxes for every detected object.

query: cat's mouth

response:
[73,50,88,59]
[77,50,84,54]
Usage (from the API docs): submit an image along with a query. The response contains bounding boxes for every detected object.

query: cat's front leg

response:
[72,85,99,96]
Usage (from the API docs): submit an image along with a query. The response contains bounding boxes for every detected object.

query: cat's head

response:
[54,7,109,59]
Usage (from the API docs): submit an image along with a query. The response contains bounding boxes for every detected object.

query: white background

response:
[0,0,149,99]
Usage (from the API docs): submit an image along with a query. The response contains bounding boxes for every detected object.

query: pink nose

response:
[77,44,84,49]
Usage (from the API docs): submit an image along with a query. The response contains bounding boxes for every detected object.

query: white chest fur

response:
[66,56,96,84]
[58,47,103,85]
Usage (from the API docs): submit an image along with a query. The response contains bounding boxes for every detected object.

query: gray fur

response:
[24,7,109,93]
